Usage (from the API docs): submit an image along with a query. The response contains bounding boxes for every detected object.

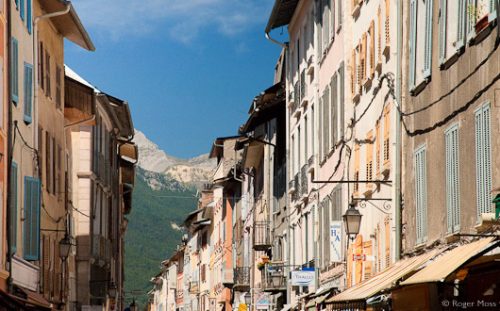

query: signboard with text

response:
[330,221,342,262]
[291,270,315,286]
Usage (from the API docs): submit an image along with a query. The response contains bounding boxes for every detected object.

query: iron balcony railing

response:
[261,263,287,292]
[253,221,272,250]
[234,267,250,290]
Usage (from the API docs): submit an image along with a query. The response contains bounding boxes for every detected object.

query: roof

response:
[209,136,244,159]
[65,65,96,90]
[327,249,441,304]
[97,94,134,139]
[40,0,95,51]
[265,0,300,33]
[401,238,499,286]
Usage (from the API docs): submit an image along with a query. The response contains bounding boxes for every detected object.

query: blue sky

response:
[65,0,286,159]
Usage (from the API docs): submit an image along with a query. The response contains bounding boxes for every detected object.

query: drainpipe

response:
[6,0,13,292]
[265,30,290,306]
[33,1,71,149]
[395,0,403,261]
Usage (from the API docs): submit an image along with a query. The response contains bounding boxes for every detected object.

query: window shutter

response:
[376,121,381,175]
[415,146,427,244]
[456,0,466,50]
[330,74,337,147]
[23,64,33,123]
[323,88,330,158]
[316,0,323,59]
[10,162,18,253]
[385,0,390,47]
[361,33,367,82]
[383,106,390,165]
[439,0,447,64]
[330,0,335,39]
[467,0,476,37]
[337,0,342,29]
[370,20,375,77]
[483,104,491,214]
[445,125,460,233]
[366,131,374,189]
[339,63,345,139]
[378,6,382,64]
[351,49,356,98]
[409,0,417,89]
[362,241,373,280]
[475,103,492,220]
[27,0,32,33]
[20,0,24,20]
[384,217,390,267]
[11,38,19,103]
[24,178,40,260]
[45,132,51,193]
[319,97,323,160]
[423,0,434,78]
[323,0,330,52]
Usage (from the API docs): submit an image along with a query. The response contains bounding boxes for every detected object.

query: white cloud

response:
[72,0,272,43]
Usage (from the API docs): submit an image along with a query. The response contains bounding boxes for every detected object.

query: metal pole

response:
[395,0,403,261]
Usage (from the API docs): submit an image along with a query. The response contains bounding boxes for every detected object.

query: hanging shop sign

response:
[291,270,316,286]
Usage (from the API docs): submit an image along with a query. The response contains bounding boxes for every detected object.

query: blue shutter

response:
[456,0,467,50]
[15,0,18,9]
[20,0,24,20]
[11,38,19,104]
[439,0,447,64]
[23,177,40,260]
[23,63,33,123]
[423,0,434,78]
[10,162,18,253]
[409,0,417,89]
[27,0,32,34]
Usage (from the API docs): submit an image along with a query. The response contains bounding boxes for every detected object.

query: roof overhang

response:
[265,0,300,33]
[242,141,264,169]
[41,0,95,51]
[97,94,134,140]
[240,83,285,134]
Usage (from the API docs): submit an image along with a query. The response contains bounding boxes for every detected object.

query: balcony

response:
[233,267,250,291]
[222,268,234,287]
[261,263,287,292]
[253,221,272,251]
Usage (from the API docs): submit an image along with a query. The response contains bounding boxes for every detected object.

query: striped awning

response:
[327,249,440,304]
[401,237,499,285]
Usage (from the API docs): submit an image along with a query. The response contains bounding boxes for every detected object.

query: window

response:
[10,162,18,253]
[439,0,466,64]
[369,20,375,77]
[23,63,33,123]
[330,186,342,221]
[38,42,44,89]
[304,213,309,262]
[330,74,338,147]
[304,116,308,161]
[415,146,427,244]
[20,0,24,20]
[45,131,51,193]
[339,63,345,140]
[11,37,19,103]
[366,131,374,190]
[409,0,434,90]
[445,124,460,233]
[321,198,330,266]
[475,102,492,220]
[384,0,391,52]
[320,87,331,161]
[383,106,390,167]
[23,177,41,260]
[354,144,360,194]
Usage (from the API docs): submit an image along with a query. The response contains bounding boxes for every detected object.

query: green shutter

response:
[11,38,19,104]
[423,0,434,78]
[439,0,447,64]
[20,0,24,20]
[10,162,18,254]
[23,63,33,123]
[24,177,40,260]
[409,0,417,89]
[27,0,32,34]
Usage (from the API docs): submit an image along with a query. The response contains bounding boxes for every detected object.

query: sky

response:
[65,0,287,159]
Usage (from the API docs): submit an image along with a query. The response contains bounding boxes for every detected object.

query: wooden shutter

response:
[23,64,33,123]
[475,103,492,219]
[409,0,417,89]
[45,51,51,97]
[384,217,390,267]
[38,42,44,89]
[20,0,24,20]
[42,235,50,293]
[354,235,363,285]
[337,0,342,29]
[439,0,447,64]
[347,244,353,287]
[27,0,32,33]
[351,49,356,98]
[363,241,372,280]
[11,38,19,103]
[316,0,323,58]
[361,33,367,82]
[323,87,330,158]
[330,74,337,147]
[10,162,18,253]
[377,6,382,64]
[52,137,56,195]
[366,131,374,190]
[376,121,381,175]
[45,132,51,193]
[23,178,40,260]
[354,143,360,194]
[38,127,43,180]
[415,146,427,244]
[318,97,323,160]
[330,0,335,39]
[423,0,434,78]
[383,106,390,166]
[56,66,62,109]
[339,64,345,139]
[456,0,467,50]
[445,125,460,233]
[370,20,375,77]
[385,0,390,48]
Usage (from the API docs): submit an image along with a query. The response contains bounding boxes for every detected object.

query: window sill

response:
[410,78,430,97]
[439,47,464,71]
[352,4,361,18]
[468,12,497,46]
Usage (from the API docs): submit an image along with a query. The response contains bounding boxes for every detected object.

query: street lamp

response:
[58,233,72,261]
[244,293,251,308]
[343,203,362,241]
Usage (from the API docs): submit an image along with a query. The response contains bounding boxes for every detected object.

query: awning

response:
[0,287,52,311]
[243,141,264,169]
[401,237,499,285]
[327,249,440,304]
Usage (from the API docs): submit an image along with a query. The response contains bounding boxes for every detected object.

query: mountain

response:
[124,131,217,307]
[134,130,216,186]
